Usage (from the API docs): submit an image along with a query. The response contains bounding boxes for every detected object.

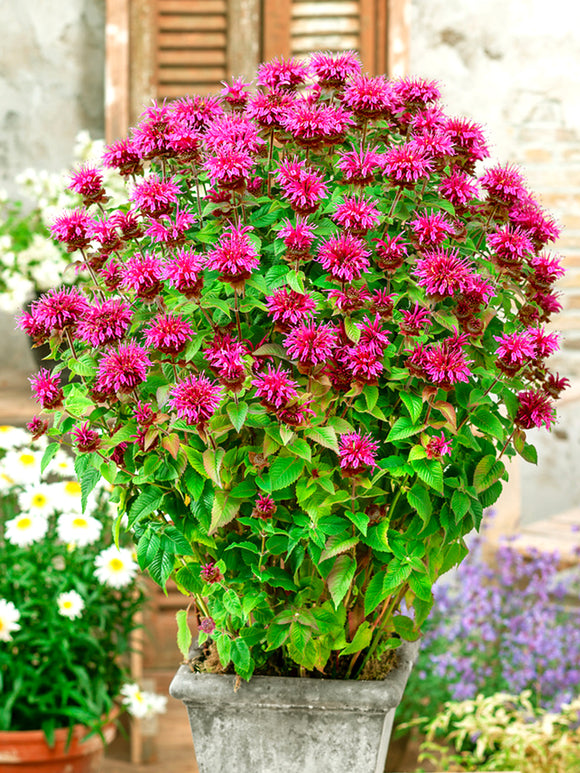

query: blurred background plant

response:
[0,132,127,314]
[0,424,147,742]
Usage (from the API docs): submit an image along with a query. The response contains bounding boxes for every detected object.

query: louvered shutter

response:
[291,1,360,56]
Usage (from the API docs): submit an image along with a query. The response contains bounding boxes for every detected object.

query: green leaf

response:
[473,455,505,493]
[268,456,304,491]
[408,571,432,602]
[471,409,506,441]
[320,536,359,563]
[413,458,444,494]
[226,401,249,433]
[148,549,174,588]
[80,465,101,513]
[393,615,418,641]
[223,589,243,617]
[40,442,59,475]
[344,509,370,536]
[451,489,471,521]
[400,392,423,423]
[304,425,339,452]
[231,638,253,679]
[209,489,240,534]
[327,554,356,608]
[286,269,306,293]
[287,437,312,461]
[406,484,433,522]
[387,417,423,442]
[344,316,361,343]
[216,634,232,667]
[518,442,538,465]
[341,622,372,655]
[176,609,192,659]
[128,487,164,527]
[364,384,379,411]
[203,447,225,487]
[364,572,390,615]
[183,446,208,478]
[382,560,412,595]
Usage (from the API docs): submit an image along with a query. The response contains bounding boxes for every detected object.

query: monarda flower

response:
[543,372,570,399]
[399,304,433,336]
[528,252,565,290]
[71,422,101,453]
[530,289,563,321]
[170,93,224,133]
[328,285,372,313]
[168,374,223,427]
[337,145,384,186]
[309,50,361,88]
[509,196,561,251]
[425,431,452,460]
[487,225,534,273]
[275,396,316,427]
[200,562,223,584]
[135,401,157,427]
[246,90,298,129]
[167,126,202,162]
[277,218,317,260]
[252,365,299,410]
[338,431,379,476]
[145,209,196,247]
[276,159,329,216]
[409,210,456,248]
[493,331,536,374]
[525,325,560,361]
[108,209,143,239]
[392,76,441,112]
[444,117,489,171]
[121,252,164,301]
[331,195,381,234]
[410,131,456,165]
[206,224,260,289]
[96,343,152,394]
[144,313,194,355]
[26,415,49,440]
[162,248,205,299]
[423,334,472,389]
[414,247,475,298]
[374,234,409,272]
[265,287,317,329]
[199,617,216,634]
[32,287,88,333]
[76,299,133,347]
[257,56,310,91]
[131,101,174,159]
[370,290,397,319]
[220,76,251,108]
[284,321,337,367]
[204,148,255,190]
[68,165,106,206]
[16,309,49,346]
[29,369,64,409]
[280,101,354,147]
[438,170,480,209]
[50,208,94,252]
[316,232,371,283]
[101,137,143,177]
[515,389,555,430]
[356,314,391,354]
[341,74,393,119]
[342,344,384,383]
[251,494,277,520]
[129,174,180,217]
[89,218,123,255]
[383,141,434,187]
[479,163,527,207]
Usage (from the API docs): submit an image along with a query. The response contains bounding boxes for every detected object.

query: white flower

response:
[17,483,57,518]
[57,512,102,547]
[0,470,15,493]
[0,599,21,642]
[48,480,96,514]
[56,590,85,620]
[1,449,42,485]
[46,450,76,478]
[0,425,30,449]
[5,513,49,546]
[120,683,168,719]
[94,546,138,589]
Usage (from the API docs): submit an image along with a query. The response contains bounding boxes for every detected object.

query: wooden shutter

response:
[291,1,360,58]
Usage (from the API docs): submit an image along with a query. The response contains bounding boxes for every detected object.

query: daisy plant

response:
[0,426,146,741]
[19,52,566,682]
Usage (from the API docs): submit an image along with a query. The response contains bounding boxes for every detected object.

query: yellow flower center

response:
[16,517,32,530]
[109,558,124,572]
[64,481,81,496]
[0,620,4,632]
[32,494,47,508]
[63,600,73,609]
[0,425,11,433]
[72,517,88,529]
[19,454,35,467]
[1,473,14,485]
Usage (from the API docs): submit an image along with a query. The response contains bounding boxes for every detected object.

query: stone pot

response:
[0,716,117,773]
[170,640,419,773]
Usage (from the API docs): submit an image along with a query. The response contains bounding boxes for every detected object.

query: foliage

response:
[0,426,145,740]
[18,53,567,681]
[413,691,580,773]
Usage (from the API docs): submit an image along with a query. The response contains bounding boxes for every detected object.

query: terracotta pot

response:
[0,717,117,773]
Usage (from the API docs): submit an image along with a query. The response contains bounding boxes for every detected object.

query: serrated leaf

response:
[433,400,457,430]
[382,560,412,595]
[286,269,306,293]
[128,487,164,528]
[327,554,356,608]
[326,416,355,434]
[268,456,304,490]
[81,465,101,513]
[223,589,243,617]
[393,615,418,640]
[183,446,208,478]
[451,489,471,521]
[364,384,379,411]
[216,634,232,667]
[252,343,290,359]
[387,417,423,442]
[176,609,192,659]
[473,455,505,493]
[231,638,253,679]
[304,425,339,452]
[209,489,240,534]
[40,442,60,475]
[400,392,423,423]
[406,484,433,522]
[320,535,359,563]
[203,447,225,487]
[226,401,249,433]
[408,571,432,602]
[148,549,174,587]
[413,458,444,493]
[341,622,372,655]
[471,409,506,441]
[344,509,370,536]
[364,572,390,615]
[287,437,312,461]
[344,316,361,343]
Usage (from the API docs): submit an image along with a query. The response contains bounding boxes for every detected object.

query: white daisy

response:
[46,449,76,479]
[120,683,167,719]
[56,590,85,620]
[47,480,97,515]
[0,599,21,642]
[0,425,30,449]
[56,512,103,547]
[5,513,49,547]
[1,449,42,485]
[94,546,138,589]
[17,483,57,518]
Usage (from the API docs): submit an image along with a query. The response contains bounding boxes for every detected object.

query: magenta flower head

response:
[144,313,193,356]
[338,145,384,186]
[425,432,452,460]
[96,343,152,395]
[206,224,259,290]
[331,195,381,235]
[284,321,338,367]
[121,252,164,301]
[414,247,475,298]
[423,335,472,389]
[29,369,64,410]
[199,617,216,635]
[391,76,441,112]
[493,331,536,375]
[168,373,223,428]
[129,173,180,217]
[479,163,527,207]
[515,389,556,430]
[163,248,205,299]
[200,562,223,584]
[400,304,433,336]
[374,234,409,272]
[409,210,456,248]
[50,208,94,252]
[71,422,101,453]
[68,165,106,206]
[33,287,88,333]
[257,56,310,91]
[309,50,362,88]
[265,288,317,330]
[341,74,393,119]
[145,208,196,247]
[487,225,534,273]
[277,218,317,260]
[338,432,380,476]
[26,416,49,441]
[252,365,299,410]
[251,494,277,520]
[316,232,371,283]
[383,141,434,187]
[221,76,251,108]
[76,299,133,347]
[102,137,143,177]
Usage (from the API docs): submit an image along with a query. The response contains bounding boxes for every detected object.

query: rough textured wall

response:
[408,1,580,521]
[0,0,105,196]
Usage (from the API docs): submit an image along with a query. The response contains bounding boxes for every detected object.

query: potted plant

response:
[17,51,566,773]
[0,425,146,772]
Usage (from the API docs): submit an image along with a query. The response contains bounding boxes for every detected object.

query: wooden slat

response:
[129,0,156,125]
[292,34,359,53]
[159,0,226,11]
[227,0,260,81]
[158,13,227,31]
[158,83,221,97]
[292,1,359,16]
[359,0,377,73]
[158,66,227,83]
[158,31,227,48]
[263,0,292,60]
[387,0,410,76]
[292,16,359,35]
[158,48,226,65]
[105,0,130,142]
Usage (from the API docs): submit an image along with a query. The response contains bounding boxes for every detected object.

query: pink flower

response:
[204,148,255,189]
[76,299,133,347]
[515,389,555,430]
[400,304,433,336]
[204,114,262,155]
[356,314,391,353]
[101,137,143,177]
[71,422,101,453]
[29,369,64,409]
[543,372,570,399]
[284,321,337,366]
[374,234,409,272]
[444,117,489,170]
[337,145,384,185]
[145,209,196,247]
[220,76,251,108]
[26,416,49,440]
[487,225,534,272]
[200,561,223,584]
[33,287,88,332]
[493,331,536,373]
[129,174,180,217]
[68,165,106,206]
[252,365,299,409]
[199,617,216,634]
[277,218,317,259]
[276,159,329,216]
[265,287,317,328]
[169,374,223,427]
[206,224,259,287]
[246,90,298,129]
[144,313,194,355]
[423,335,472,388]
[530,289,563,321]
[414,247,475,297]
[405,342,429,379]
[96,343,152,394]
[251,494,277,519]
[328,285,372,313]
[50,208,94,252]
[170,93,224,132]
[342,344,384,383]
[121,252,164,300]
[331,195,381,234]
[280,101,355,147]
[17,308,49,345]
[108,210,143,239]
[528,252,565,290]
[392,76,441,111]
[162,248,205,299]
[167,127,202,162]
[257,56,310,91]
[370,290,397,319]
[135,401,156,427]
[309,50,362,87]
[479,163,527,207]
[425,432,452,460]
[438,171,479,208]
[338,431,379,474]
[131,101,174,159]
[525,326,560,360]
[89,218,123,254]
[276,396,316,427]
[316,232,371,282]
[341,75,393,118]
[383,141,434,186]
[409,210,456,247]
[410,131,456,163]
[509,196,561,250]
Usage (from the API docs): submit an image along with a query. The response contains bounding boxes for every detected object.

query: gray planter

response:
[169,640,419,773]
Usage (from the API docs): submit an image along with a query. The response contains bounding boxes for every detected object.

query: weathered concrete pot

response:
[170,640,419,773]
